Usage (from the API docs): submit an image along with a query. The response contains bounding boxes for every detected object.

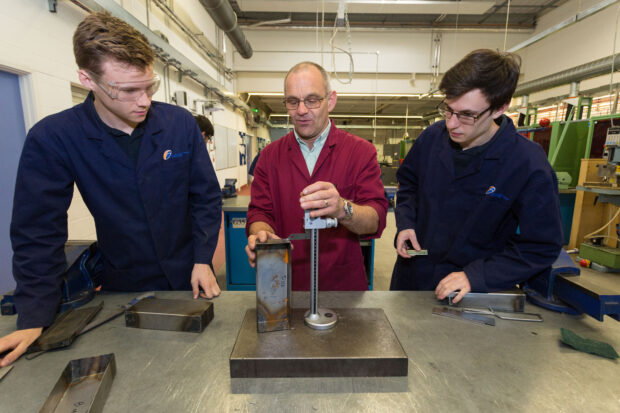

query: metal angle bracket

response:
[432,306,495,326]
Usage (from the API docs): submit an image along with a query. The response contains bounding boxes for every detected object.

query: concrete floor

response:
[371,211,397,290]
[213,201,399,291]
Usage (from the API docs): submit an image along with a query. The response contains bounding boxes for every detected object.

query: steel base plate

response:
[230,308,408,378]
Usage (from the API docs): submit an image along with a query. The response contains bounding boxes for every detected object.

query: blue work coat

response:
[390,117,563,292]
[11,94,221,329]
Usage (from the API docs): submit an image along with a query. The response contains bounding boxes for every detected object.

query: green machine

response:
[399,137,413,164]
[578,120,620,270]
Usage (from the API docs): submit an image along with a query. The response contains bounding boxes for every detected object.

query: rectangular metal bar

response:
[27,302,103,353]
[255,240,292,333]
[432,307,495,326]
[39,353,116,413]
[125,298,213,333]
[555,274,620,321]
[447,291,525,312]
[406,249,428,256]
[0,365,13,382]
[230,308,408,378]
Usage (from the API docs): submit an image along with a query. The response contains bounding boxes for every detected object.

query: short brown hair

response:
[284,62,331,95]
[439,49,521,111]
[73,11,154,75]
[194,115,214,138]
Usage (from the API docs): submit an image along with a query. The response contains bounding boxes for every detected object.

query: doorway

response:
[0,70,27,293]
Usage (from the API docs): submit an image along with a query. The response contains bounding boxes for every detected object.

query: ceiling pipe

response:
[78,0,251,114]
[199,0,253,59]
[514,54,620,97]
[569,81,580,97]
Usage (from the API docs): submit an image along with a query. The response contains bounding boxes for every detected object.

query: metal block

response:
[255,240,291,333]
[0,365,13,382]
[229,308,408,378]
[28,302,103,353]
[447,291,525,312]
[39,353,116,413]
[125,298,213,333]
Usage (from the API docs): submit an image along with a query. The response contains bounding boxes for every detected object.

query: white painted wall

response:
[234,0,620,104]
[0,0,253,241]
[518,0,620,102]
[235,28,532,94]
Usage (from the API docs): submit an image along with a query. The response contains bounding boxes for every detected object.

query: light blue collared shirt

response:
[294,120,331,175]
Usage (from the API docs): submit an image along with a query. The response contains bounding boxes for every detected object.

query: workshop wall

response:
[0,0,256,243]
[235,29,532,96]
[519,0,620,102]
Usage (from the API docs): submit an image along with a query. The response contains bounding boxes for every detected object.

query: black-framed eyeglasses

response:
[436,102,491,125]
[283,95,326,110]
[88,71,161,102]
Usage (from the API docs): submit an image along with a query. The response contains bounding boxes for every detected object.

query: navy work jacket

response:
[11,94,221,329]
[391,116,563,292]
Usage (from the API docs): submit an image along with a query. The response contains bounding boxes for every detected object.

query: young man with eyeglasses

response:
[245,62,388,291]
[390,49,563,303]
[0,12,221,366]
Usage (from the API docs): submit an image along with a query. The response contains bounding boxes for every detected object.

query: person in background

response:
[0,12,221,367]
[245,62,388,291]
[194,114,214,144]
[390,49,563,303]
[248,150,260,178]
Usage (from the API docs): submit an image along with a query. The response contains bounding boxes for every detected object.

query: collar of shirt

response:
[294,120,331,175]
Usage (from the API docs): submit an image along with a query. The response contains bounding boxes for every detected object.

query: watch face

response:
[344,199,353,218]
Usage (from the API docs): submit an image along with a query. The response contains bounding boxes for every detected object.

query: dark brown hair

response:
[439,49,521,111]
[194,115,214,138]
[73,11,154,75]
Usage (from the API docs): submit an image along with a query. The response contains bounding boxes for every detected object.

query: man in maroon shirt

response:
[245,62,388,290]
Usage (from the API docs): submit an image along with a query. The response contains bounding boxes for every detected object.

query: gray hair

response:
[284,62,331,96]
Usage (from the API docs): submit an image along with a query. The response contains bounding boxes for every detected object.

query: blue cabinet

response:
[225,211,256,290]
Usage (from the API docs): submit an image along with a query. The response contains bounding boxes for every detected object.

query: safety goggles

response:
[89,72,161,102]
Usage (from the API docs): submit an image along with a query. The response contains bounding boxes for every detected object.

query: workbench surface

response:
[222,195,251,212]
[1,291,619,412]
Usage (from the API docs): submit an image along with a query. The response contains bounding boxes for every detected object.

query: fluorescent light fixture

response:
[270,114,423,119]
[239,1,495,15]
[247,92,443,98]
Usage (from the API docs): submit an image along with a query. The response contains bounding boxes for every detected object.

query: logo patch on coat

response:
[485,186,509,201]
[163,150,189,160]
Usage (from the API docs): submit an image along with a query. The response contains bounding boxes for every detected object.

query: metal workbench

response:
[1,291,619,412]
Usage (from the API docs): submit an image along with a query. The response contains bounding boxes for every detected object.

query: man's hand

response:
[299,181,343,219]
[190,263,220,299]
[396,229,421,258]
[0,327,43,367]
[245,230,280,268]
[435,271,471,303]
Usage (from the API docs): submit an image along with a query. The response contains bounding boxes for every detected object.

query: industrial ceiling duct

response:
[515,54,620,97]
[199,0,253,59]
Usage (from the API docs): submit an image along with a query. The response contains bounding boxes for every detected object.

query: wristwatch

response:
[342,198,354,220]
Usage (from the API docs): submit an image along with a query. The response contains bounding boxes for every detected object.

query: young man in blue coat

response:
[0,12,221,366]
[390,49,563,303]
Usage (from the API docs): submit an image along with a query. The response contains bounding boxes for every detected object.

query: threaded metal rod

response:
[310,228,318,315]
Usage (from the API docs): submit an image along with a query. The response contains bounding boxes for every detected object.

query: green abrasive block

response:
[561,328,619,360]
